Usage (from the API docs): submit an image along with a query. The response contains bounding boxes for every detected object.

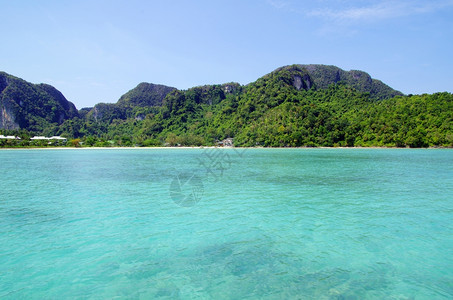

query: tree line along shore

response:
[1,65,452,148]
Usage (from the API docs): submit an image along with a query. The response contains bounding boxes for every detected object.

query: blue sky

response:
[1,0,452,108]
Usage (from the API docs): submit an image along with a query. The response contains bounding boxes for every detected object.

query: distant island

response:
[1,64,452,148]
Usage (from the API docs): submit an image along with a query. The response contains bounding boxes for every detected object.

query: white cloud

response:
[308,3,401,21]
[267,0,290,9]
[307,0,453,22]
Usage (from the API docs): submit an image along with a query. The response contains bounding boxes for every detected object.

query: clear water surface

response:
[0,148,452,299]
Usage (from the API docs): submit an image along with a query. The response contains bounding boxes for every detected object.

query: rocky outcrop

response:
[85,82,177,123]
[0,102,19,130]
[117,82,177,107]
[273,64,403,99]
[0,74,18,129]
[0,71,79,131]
[89,103,123,122]
[292,74,313,90]
[222,82,242,94]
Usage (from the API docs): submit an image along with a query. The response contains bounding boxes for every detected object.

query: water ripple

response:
[0,149,452,298]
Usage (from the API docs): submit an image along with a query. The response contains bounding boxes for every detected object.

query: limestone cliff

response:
[0,71,79,132]
[272,64,403,99]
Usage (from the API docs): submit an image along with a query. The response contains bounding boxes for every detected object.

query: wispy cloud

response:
[308,3,403,21]
[307,0,453,23]
[267,0,290,10]
[300,0,453,36]
[264,0,453,36]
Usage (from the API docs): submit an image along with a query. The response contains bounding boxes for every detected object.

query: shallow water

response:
[0,148,452,299]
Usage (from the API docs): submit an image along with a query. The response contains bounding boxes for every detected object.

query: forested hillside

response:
[1,65,452,148]
[0,72,78,133]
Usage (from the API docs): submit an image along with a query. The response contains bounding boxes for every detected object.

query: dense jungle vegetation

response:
[1,65,452,148]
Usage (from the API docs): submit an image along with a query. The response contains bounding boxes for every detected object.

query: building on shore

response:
[0,135,21,140]
[217,138,234,147]
[30,136,67,141]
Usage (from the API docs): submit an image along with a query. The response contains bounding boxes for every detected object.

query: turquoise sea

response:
[0,148,452,299]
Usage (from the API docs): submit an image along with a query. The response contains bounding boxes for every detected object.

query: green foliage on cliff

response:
[117,82,176,108]
[0,71,78,133]
[274,65,403,100]
[81,82,177,125]
[1,65,452,148]
[232,87,452,147]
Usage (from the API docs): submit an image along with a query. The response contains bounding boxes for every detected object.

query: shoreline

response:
[0,146,451,150]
